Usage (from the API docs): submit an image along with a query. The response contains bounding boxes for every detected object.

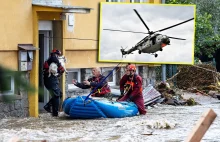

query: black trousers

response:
[44,75,62,116]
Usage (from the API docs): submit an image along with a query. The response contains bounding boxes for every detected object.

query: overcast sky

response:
[99,3,195,64]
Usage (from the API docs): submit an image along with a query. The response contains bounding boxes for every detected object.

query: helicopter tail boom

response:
[120,46,137,57]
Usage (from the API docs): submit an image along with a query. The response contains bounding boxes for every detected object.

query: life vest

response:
[124,74,143,94]
[91,85,111,97]
[90,76,111,97]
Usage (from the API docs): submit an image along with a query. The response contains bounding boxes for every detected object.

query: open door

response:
[38,20,63,112]
[38,30,53,111]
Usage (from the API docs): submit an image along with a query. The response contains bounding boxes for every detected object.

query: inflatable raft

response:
[62,96,138,119]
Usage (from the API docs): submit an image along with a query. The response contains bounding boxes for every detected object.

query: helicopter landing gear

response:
[151,53,158,58]
[138,50,141,54]
[160,48,163,51]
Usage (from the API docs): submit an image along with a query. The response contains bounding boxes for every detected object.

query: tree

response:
[0,66,39,102]
[166,0,220,59]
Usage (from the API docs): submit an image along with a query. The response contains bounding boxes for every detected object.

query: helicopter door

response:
[152,36,156,45]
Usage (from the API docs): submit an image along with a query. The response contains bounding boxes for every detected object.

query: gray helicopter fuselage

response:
[136,34,168,53]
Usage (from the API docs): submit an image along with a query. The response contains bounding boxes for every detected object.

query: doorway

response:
[38,31,53,110]
[38,20,53,111]
[38,20,63,111]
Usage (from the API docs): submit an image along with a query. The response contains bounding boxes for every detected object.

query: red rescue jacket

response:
[74,75,111,97]
[120,73,143,98]
[43,53,65,77]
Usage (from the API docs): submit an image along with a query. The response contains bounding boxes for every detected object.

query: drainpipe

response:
[161,0,166,82]
[162,65,166,82]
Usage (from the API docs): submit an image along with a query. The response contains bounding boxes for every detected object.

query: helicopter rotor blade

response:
[133,9,151,33]
[168,36,186,40]
[103,29,149,34]
[154,18,194,33]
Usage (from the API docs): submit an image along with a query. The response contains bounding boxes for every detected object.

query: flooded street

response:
[0,93,220,142]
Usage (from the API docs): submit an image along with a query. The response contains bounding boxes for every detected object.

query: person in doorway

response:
[43,49,65,117]
[117,64,147,115]
[72,67,111,98]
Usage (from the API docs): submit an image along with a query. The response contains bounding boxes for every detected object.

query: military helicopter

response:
[103,9,194,58]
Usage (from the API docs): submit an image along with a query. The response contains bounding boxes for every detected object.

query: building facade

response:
[0,0,161,119]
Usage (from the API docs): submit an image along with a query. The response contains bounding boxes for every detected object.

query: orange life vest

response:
[124,75,143,94]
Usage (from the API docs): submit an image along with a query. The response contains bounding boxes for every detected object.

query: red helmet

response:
[127,64,136,71]
[52,49,61,55]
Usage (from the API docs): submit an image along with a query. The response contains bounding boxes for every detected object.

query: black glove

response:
[120,90,124,96]
[116,90,124,101]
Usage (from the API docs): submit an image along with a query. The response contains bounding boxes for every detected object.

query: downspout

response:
[161,0,166,82]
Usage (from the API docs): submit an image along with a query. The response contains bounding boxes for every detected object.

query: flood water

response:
[0,93,220,142]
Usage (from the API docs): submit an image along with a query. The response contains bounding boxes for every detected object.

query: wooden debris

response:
[185,109,217,142]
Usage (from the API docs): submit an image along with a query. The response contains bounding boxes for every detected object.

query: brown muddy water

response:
[0,93,220,142]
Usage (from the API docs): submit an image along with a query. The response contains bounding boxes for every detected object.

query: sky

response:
[99,3,195,64]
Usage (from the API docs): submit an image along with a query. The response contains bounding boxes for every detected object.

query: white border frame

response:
[130,0,148,2]
[108,0,123,2]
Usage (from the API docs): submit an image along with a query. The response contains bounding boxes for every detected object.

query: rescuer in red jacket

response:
[117,64,146,115]
[72,67,111,98]
[43,49,65,117]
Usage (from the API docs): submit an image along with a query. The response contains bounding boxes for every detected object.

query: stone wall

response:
[0,72,29,119]
[142,66,156,87]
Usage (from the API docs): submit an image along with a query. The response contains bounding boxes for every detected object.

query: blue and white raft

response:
[62,96,139,119]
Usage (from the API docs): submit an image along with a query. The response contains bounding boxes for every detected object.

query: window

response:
[136,66,139,74]
[67,69,81,89]
[130,0,148,2]
[0,75,15,95]
[107,0,124,2]
[102,67,116,86]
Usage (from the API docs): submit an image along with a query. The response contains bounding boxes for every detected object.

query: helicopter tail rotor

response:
[120,46,128,58]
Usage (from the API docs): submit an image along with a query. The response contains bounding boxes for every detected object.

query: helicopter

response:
[103,9,194,58]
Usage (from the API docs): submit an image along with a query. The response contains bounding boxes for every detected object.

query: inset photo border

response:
[98,2,196,65]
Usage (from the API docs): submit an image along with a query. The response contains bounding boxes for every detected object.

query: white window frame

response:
[2,75,15,95]
[67,69,81,82]
[67,69,81,89]
[130,0,148,2]
[101,67,116,86]
[107,0,123,2]
[136,66,139,74]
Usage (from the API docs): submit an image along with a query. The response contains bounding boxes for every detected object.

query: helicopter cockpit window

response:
[152,36,156,45]
[163,35,167,38]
